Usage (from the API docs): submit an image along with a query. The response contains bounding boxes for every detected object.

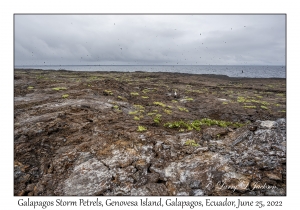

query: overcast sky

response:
[14,14,285,66]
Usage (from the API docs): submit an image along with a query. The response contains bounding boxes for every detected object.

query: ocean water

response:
[14,65,286,78]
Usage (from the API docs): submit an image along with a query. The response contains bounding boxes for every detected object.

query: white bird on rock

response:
[173,90,179,98]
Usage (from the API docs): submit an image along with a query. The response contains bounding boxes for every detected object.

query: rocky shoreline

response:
[14,69,286,196]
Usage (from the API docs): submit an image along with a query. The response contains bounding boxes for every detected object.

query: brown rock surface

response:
[14,69,286,196]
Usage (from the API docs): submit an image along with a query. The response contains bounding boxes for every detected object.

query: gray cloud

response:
[14,14,285,66]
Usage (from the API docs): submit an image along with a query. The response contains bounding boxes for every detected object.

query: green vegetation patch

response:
[52,87,67,91]
[164,109,172,115]
[237,96,247,103]
[184,139,199,147]
[276,93,285,97]
[129,104,145,117]
[62,94,69,99]
[185,97,194,101]
[190,90,203,94]
[27,86,34,90]
[137,125,147,132]
[153,114,161,124]
[129,111,139,115]
[104,90,113,95]
[260,105,268,110]
[89,76,97,80]
[237,96,270,106]
[142,89,150,94]
[177,106,189,112]
[260,101,270,106]
[134,104,145,110]
[131,92,139,96]
[164,118,243,132]
[153,101,166,107]
[118,96,126,100]
[134,116,140,121]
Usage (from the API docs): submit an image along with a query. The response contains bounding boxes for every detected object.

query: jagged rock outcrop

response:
[15,118,285,196]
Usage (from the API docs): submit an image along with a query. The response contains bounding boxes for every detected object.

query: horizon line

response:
[14,64,286,67]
